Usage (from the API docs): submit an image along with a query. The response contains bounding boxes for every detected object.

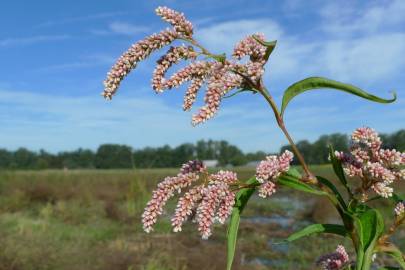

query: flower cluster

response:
[335,127,405,198]
[103,6,273,125]
[152,45,198,92]
[394,201,405,217]
[255,150,294,198]
[142,160,238,239]
[316,245,350,270]
[155,6,193,37]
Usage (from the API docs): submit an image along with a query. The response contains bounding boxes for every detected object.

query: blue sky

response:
[0,0,404,153]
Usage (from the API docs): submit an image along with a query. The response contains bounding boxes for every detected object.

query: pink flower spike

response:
[142,173,198,233]
[152,45,197,92]
[183,77,204,111]
[216,188,235,224]
[256,150,294,183]
[394,201,405,217]
[171,186,203,232]
[103,28,178,99]
[316,245,349,270]
[155,6,193,37]
[233,33,267,61]
[197,184,221,239]
[210,170,238,185]
[258,181,276,198]
[351,127,381,150]
[180,160,206,175]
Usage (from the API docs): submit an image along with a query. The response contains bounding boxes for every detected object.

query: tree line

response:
[0,130,403,170]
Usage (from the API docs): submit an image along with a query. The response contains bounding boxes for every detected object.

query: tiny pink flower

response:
[191,64,243,125]
[316,245,349,270]
[165,61,212,89]
[180,160,206,175]
[103,28,178,99]
[142,166,199,233]
[210,170,238,185]
[256,150,294,183]
[351,127,381,150]
[152,45,197,92]
[216,188,236,224]
[155,6,193,37]
[258,181,276,198]
[172,186,203,232]
[394,201,405,217]
[197,184,222,239]
[233,33,267,61]
[183,77,205,111]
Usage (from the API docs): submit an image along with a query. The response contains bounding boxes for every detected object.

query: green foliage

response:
[317,176,347,209]
[280,77,397,118]
[95,144,133,169]
[226,177,258,270]
[353,207,385,270]
[277,174,327,196]
[284,223,348,242]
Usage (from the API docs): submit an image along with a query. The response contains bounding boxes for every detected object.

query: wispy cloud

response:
[36,12,127,28]
[35,54,115,72]
[0,35,70,47]
[1,84,402,153]
[320,0,405,35]
[91,21,151,36]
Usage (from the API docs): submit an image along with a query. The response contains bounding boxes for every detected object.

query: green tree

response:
[95,144,132,169]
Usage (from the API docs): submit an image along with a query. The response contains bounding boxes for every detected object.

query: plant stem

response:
[257,82,316,183]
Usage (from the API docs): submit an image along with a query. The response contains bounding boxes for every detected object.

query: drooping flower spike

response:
[103,6,271,125]
[142,160,239,239]
[103,28,178,100]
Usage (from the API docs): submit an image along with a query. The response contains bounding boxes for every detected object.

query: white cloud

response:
[0,35,70,47]
[197,19,283,54]
[314,33,405,82]
[320,0,405,35]
[108,22,150,36]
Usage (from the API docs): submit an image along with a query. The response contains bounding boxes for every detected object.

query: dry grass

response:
[0,167,403,270]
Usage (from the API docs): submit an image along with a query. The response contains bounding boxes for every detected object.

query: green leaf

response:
[227,177,258,270]
[377,243,405,269]
[285,223,348,243]
[277,174,327,196]
[223,89,254,99]
[285,167,302,179]
[354,208,385,269]
[252,35,277,61]
[280,77,396,117]
[355,208,384,249]
[317,175,347,210]
[378,267,401,270]
[329,146,348,186]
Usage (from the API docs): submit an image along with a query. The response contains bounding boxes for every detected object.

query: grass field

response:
[0,166,403,270]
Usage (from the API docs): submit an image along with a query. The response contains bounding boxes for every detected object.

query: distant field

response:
[0,166,403,270]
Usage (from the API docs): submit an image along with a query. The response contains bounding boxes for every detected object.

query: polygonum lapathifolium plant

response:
[102,6,404,270]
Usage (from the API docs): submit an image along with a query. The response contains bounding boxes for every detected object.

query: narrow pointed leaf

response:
[317,176,347,209]
[285,223,348,243]
[227,177,258,270]
[277,174,327,196]
[329,145,348,187]
[252,35,277,61]
[285,167,302,179]
[280,77,396,117]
